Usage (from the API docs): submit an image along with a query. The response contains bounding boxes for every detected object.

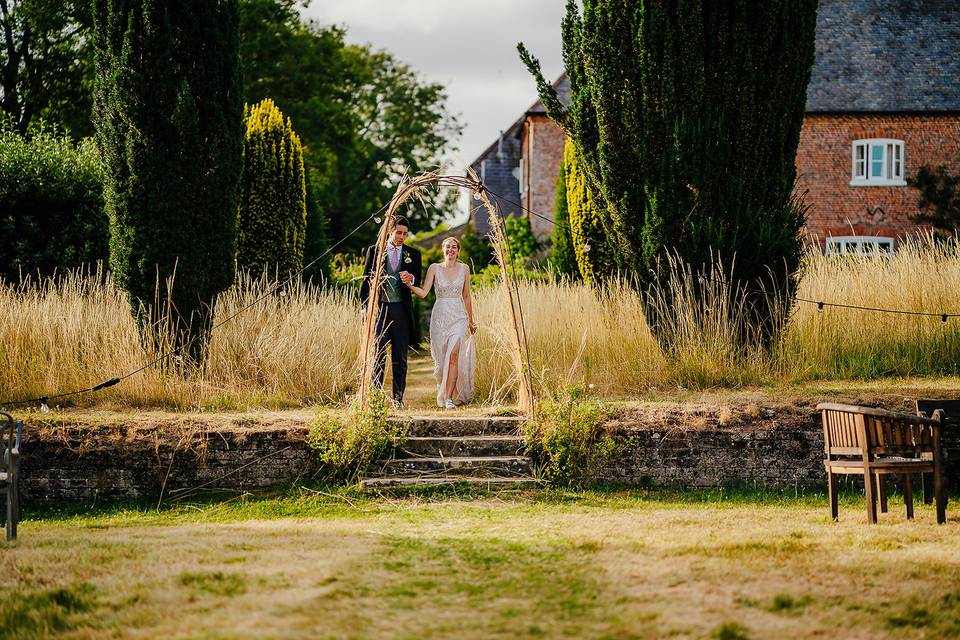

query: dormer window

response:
[851,139,905,186]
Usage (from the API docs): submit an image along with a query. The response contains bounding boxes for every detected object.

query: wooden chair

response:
[1,412,21,541]
[818,403,946,524]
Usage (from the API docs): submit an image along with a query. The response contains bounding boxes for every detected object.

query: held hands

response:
[399,271,414,286]
[469,320,478,335]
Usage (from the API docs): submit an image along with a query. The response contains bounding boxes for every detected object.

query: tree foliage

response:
[548,154,580,279]
[520,0,818,343]
[237,98,307,277]
[0,0,94,137]
[93,0,243,362]
[564,138,613,284]
[238,0,461,253]
[908,165,960,234]
[0,124,106,281]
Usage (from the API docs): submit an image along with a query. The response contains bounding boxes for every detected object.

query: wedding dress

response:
[430,263,476,407]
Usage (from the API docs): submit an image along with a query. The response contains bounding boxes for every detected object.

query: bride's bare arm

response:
[461,264,476,334]
[406,263,435,298]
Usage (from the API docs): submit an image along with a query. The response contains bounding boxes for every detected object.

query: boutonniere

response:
[404,254,412,264]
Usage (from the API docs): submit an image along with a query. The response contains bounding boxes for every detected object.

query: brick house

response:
[470,0,960,254]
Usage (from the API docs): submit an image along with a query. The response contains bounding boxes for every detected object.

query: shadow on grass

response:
[17,477,910,528]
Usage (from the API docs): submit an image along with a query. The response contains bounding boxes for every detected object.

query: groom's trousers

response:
[373,301,410,404]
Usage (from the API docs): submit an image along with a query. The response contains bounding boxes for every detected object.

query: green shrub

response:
[523,385,618,485]
[504,214,540,264]
[459,223,495,269]
[0,127,107,282]
[307,388,406,481]
[238,98,307,277]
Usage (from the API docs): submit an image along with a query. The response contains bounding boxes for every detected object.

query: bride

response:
[404,237,477,409]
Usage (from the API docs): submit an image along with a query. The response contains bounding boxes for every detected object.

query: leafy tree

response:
[519,0,818,343]
[0,125,106,281]
[548,154,580,279]
[237,98,307,277]
[93,0,243,362]
[0,0,94,137]
[238,0,461,252]
[563,138,613,284]
[909,165,960,234]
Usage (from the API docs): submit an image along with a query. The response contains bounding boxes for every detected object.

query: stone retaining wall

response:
[18,409,827,504]
[20,424,318,504]
[597,413,823,488]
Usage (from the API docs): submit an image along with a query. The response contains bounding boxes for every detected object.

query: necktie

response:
[390,246,399,270]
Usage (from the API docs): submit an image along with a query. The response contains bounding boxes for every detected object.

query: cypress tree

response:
[237,98,307,278]
[548,154,580,280]
[93,0,243,363]
[564,138,614,285]
[520,0,818,344]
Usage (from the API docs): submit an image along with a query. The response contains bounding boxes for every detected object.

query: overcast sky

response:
[300,0,567,221]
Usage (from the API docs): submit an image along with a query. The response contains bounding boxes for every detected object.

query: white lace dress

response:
[429,263,476,407]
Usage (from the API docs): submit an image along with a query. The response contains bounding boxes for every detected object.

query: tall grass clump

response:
[784,233,960,379]
[471,277,666,401]
[0,269,359,409]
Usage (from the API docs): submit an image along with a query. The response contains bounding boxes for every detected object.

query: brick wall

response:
[796,113,960,242]
[521,115,566,240]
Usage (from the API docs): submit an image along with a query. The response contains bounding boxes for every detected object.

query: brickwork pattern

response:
[796,113,960,243]
[522,115,565,240]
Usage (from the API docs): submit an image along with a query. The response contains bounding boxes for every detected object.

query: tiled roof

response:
[808,0,960,112]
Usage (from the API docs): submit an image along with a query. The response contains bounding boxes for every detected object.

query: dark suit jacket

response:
[359,243,422,344]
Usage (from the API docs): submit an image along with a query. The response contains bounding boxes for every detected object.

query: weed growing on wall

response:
[307,388,406,481]
[523,385,619,485]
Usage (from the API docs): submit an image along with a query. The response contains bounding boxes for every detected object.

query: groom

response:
[360,216,422,406]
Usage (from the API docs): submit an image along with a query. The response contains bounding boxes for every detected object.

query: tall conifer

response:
[237,98,307,277]
[93,0,243,362]
[520,0,818,343]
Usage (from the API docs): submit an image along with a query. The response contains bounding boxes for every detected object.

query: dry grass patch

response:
[4,490,960,639]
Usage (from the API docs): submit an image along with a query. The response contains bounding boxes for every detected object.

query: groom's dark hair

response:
[391,215,410,231]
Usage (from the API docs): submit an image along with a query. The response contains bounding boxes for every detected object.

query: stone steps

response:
[363,416,535,491]
[360,476,541,490]
[399,435,525,458]
[372,455,532,477]
[392,416,524,438]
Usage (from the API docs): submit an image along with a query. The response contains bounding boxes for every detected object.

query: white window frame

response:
[824,235,895,256]
[850,139,905,186]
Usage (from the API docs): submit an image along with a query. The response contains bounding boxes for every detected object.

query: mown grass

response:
[4,486,959,639]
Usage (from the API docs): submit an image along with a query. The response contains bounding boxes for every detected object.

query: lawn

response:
[3,488,959,639]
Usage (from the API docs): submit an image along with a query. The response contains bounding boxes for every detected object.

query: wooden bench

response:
[1,412,21,541]
[818,403,946,524]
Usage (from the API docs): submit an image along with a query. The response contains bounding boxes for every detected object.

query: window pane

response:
[894,144,902,178]
[871,145,884,177]
[886,144,893,178]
